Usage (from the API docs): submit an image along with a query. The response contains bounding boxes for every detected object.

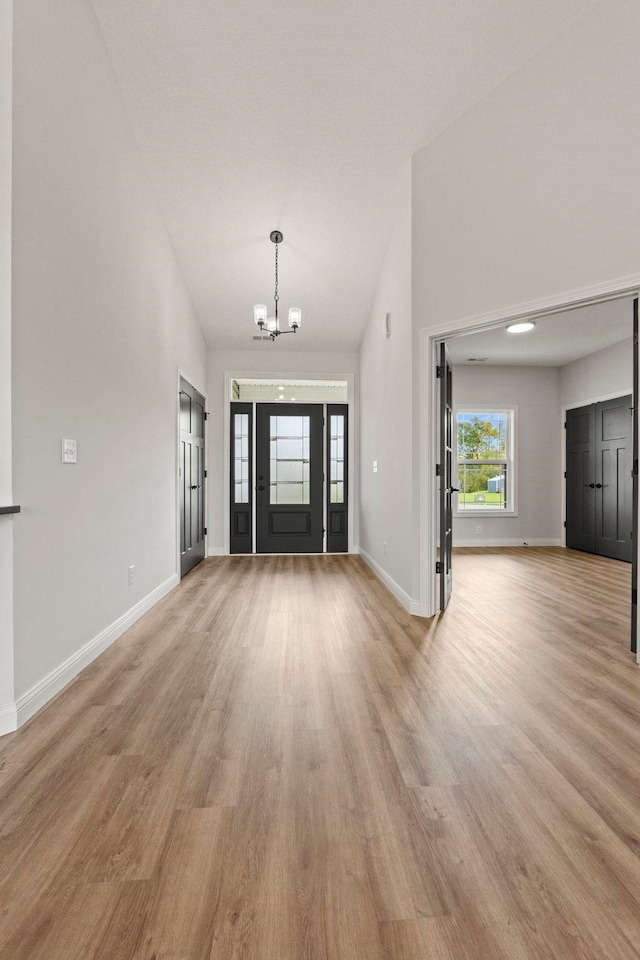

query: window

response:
[269,415,311,504]
[233,413,250,503]
[329,413,345,503]
[455,409,516,514]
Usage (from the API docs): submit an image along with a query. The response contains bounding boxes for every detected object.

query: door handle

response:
[595,483,603,489]
[449,487,460,493]
[585,483,595,488]
[190,485,198,490]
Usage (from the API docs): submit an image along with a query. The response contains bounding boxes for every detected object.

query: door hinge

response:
[634,459,638,477]
[435,463,442,477]
[563,471,566,478]
[204,469,207,478]
[564,422,567,429]
[204,411,208,421]
[435,561,443,574]
[204,527,207,536]
[563,520,567,527]
[436,365,444,379]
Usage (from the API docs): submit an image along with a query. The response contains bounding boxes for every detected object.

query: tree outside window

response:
[456,411,513,511]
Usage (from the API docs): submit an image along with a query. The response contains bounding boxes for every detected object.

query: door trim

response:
[420,279,640,634]
[222,372,357,556]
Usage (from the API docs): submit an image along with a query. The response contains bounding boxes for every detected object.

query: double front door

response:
[566,395,632,562]
[230,402,348,553]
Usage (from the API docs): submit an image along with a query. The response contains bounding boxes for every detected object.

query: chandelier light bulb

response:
[254,304,267,326]
[288,307,301,329]
[266,316,278,333]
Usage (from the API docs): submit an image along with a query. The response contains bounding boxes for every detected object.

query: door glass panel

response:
[270,415,310,504]
[329,414,345,503]
[234,413,250,503]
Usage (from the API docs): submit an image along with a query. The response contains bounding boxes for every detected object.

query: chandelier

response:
[253,231,301,340]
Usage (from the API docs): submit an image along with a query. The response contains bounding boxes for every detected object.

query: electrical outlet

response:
[128,565,135,586]
[475,525,482,535]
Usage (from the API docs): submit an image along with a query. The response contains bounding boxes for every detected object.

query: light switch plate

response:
[62,438,77,463]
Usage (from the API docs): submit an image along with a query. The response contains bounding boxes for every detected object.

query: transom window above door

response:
[455,408,517,515]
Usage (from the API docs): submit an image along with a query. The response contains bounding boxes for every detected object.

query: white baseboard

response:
[453,538,563,548]
[207,546,225,556]
[15,573,180,729]
[0,702,17,736]
[358,548,416,615]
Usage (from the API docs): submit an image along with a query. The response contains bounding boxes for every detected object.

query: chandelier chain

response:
[274,241,279,309]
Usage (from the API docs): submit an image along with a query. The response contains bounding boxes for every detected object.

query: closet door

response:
[594,396,633,563]
[566,404,596,553]
[566,397,632,562]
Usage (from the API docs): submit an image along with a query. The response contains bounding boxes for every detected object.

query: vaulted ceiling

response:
[90,0,600,352]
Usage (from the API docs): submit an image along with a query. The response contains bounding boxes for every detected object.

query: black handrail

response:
[0,506,20,515]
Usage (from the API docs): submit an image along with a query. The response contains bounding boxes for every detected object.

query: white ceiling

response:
[89,0,600,353]
[446,297,635,366]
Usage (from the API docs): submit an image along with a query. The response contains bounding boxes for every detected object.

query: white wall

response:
[561,337,633,408]
[207,349,358,553]
[11,0,207,718]
[413,2,640,330]
[359,164,413,605]
[412,0,640,614]
[0,0,15,734]
[452,366,561,546]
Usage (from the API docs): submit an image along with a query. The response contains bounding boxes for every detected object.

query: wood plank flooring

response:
[0,548,639,959]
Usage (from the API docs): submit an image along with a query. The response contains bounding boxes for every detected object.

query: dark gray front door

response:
[566,395,632,563]
[179,377,206,577]
[439,343,455,610]
[256,403,324,553]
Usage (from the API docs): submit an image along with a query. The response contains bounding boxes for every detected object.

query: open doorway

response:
[424,291,638,659]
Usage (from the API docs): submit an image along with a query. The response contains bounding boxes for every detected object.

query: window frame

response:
[454,406,518,517]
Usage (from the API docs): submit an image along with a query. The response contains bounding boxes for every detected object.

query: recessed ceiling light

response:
[506,320,536,334]
[278,385,284,391]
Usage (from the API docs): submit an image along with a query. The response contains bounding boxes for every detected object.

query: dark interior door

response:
[439,343,454,610]
[566,404,596,553]
[566,396,632,563]
[594,396,633,562]
[256,403,323,553]
[180,377,206,577]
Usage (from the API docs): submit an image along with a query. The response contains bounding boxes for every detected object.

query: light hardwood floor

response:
[0,548,639,959]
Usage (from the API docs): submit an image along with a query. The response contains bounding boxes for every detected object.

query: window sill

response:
[455,510,518,518]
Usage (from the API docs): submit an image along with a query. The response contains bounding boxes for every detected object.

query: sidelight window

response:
[455,409,516,514]
[233,413,250,503]
[329,414,345,503]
